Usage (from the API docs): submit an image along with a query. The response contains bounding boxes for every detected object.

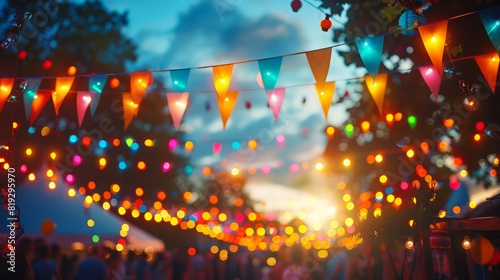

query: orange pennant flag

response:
[474,53,499,93]
[0,78,15,112]
[314,82,335,120]
[365,74,388,116]
[217,90,238,129]
[52,77,75,115]
[30,89,52,125]
[306,48,332,86]
[122,92,139,130]
[213,64,234,98]
[418,20,448,76]
[130,72,151,104]
[167,92,189,130]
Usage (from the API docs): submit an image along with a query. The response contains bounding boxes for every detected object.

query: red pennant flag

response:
[30,90,52,125]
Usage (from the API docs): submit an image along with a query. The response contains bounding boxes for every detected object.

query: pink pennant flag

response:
[77,91,93,127]
[419,66,442,100]
[167,92,189,130]
[213,142,222,156]
[266,88,285,122]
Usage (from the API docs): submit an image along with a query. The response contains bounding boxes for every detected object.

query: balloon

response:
[41,219,56,236]
[256,72,264,89]
[470,235,494,265]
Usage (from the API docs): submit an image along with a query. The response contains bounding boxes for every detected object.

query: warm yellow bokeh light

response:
[315,162,324,171]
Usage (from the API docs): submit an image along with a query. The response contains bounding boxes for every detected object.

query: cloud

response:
[133,1,363,189]
[141,1,306,70]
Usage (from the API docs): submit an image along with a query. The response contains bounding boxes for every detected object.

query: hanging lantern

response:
[399,10,426,36]
[320,15,332,32]
[291,0,302,12]
[405,236,414,250]
[462,236,471,250]
[397,0,437,14]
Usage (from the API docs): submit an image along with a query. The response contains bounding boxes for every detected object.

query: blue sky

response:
[93,0,363,220]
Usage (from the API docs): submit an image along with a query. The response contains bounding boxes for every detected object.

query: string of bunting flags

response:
[0,6,498,130]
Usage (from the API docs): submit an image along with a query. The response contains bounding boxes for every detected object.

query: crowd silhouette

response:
[1,236,450,280]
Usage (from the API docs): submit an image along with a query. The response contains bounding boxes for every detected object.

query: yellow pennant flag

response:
[314,82,335,120]
[418,20,448,76]
[365,74,388,116]
[213,64,234,98]
[217,90,238,129]
[53,77,75,115]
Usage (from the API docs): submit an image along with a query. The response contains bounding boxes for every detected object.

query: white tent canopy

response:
[3,168,164,252]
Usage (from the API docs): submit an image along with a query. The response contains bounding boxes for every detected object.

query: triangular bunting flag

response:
[213,64,234,98]
[474,53,499,93]
[122,92,139,130]
[258,57,282,90]
[167,92,189,130]
[170,69,190,92]
[130,72,151,104]
[23,78,42,121]
[418,20,448,76]
[0,78,15,112]
[88,74,107,116]
[365,74,388,116]
[217,90,238,129]
[479,6,500,51]
[266,88,285,122]
[306,48,332,85]
[213,142,222,156]
[77,91,93,127]
[419,66,442,100]
[314,82,335,119]
[29,89,51,125]
[355,36,385,79]
[53,77,75,115]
